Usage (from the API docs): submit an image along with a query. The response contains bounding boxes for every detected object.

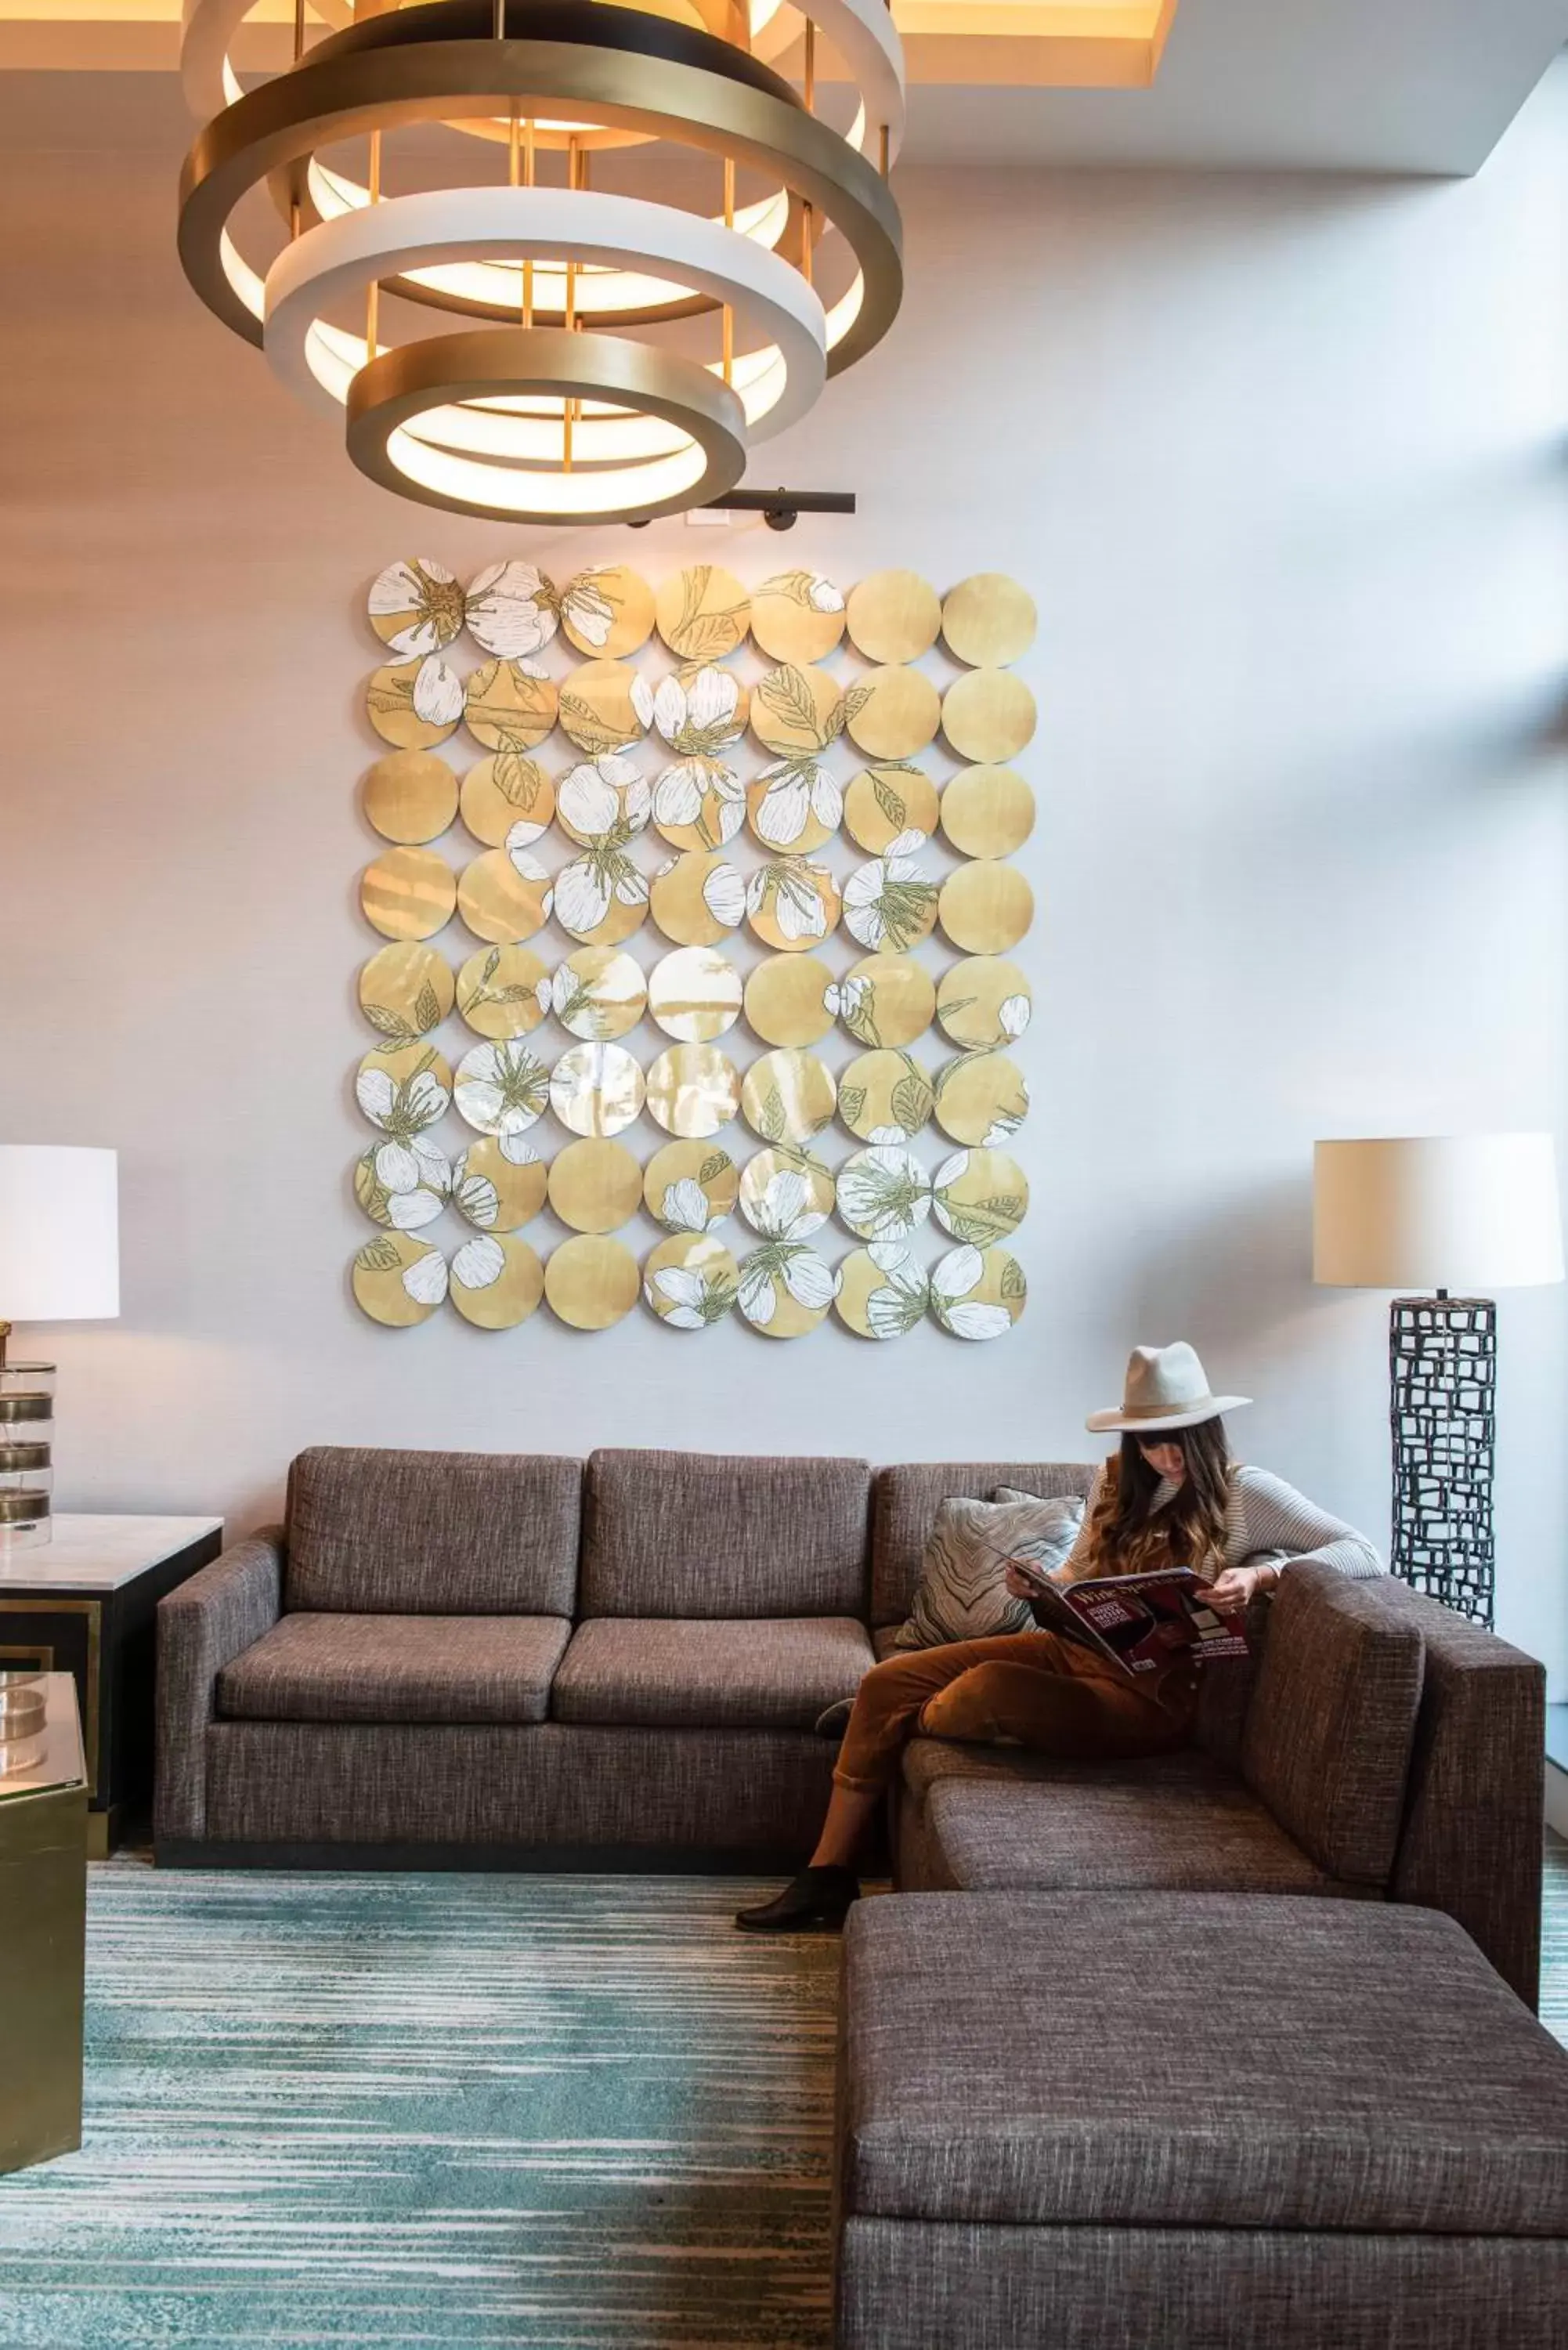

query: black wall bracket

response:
[630,490,856,532]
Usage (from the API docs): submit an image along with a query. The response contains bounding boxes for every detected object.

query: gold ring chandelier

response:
[177,0,905,524]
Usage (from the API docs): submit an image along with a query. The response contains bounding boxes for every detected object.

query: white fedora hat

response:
[1086,1342,1251,1435]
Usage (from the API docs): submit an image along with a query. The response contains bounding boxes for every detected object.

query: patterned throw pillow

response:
[891,1492,1087,1650]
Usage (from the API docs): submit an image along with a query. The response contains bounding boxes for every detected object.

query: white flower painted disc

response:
[745,859,841,953]
[551,946,648,1041]
[558,564,656,659]
[453,1039,551,1139]
[448,1233,545,1329]
[928,1244,1027,1341]
[456,944,551,1040]
[356,1043,452,1137]
[741,1049,836,1146]
[645,1043,742,1140]
[549,1041,645,1139]
[644,1140,739,1233]
[844,764,940,855]
[368,558,465,659]
[361,847,457,942]
[555,754,652,849]
[738,1150,835,1238]
[463,657,558,752]
[936,957,1032,1050]
[835,1147,933,1242]
[649,947,742,1043]
[544,1235,641,1329]
[835,1246,930,1340]
[829,955,937,1050]
[643,1234,740,1331]
[451,1137,547,1232]
[459,752,554,848]
[932,1053,1029,1148]
[464,561,559,659]
[352,1231,447,1327]
[650,851,746,948]
[931,1149,1029,1245]
[552,849,649,947]
[547,1138,645,1234]
[837,1049,933,1144]
[749,570,846,665]
[652,660,749,752]
[650,754,747,853]
[366,656,464,750]
[746,755,843,853]
[743,954,836,1050]
[842,851,939,954]
[735,1242,840,1338]
[359,942,454,1045]
[353,1140,450,1234]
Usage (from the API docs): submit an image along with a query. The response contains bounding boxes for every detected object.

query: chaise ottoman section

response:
[836,1892,1568,2349]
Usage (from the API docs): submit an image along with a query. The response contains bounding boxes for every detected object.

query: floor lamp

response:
[1313,1134,1563,1628]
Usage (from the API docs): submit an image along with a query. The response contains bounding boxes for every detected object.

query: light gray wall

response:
[3,67,1566,1683]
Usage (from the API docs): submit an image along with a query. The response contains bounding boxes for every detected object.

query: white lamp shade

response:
[0,1146,120,1321]
[1313,1133,1564,1291]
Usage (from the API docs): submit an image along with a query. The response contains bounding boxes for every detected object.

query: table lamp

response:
[0,1147,119,1551]
[1313,1133,1563,1627]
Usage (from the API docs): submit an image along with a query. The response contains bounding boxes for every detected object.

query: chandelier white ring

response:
[345,324,747,522]
[263,183,828,458]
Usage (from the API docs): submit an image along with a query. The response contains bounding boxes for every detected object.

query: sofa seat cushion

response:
[215,1611,570,1725]
[840,1893,1568,2235]
[551,1616,876,1729]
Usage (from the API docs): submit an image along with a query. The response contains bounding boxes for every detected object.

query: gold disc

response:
[362,847,457,942]
[843,851,939,954]
[649,946,742,1042]
[929,1242,1027,1340]
[362,749,458,844]
[845,666,941,761]
[352,1231,448,1326]
[941,573,1037,668]
[650,754,746,851]
[452,1136,548,1231]
[456,944,551,1039]
[453,1039,551,1140]
[652,661,749,752]
[650,851,746,947]
[742,1049,836,1145]
[844,764,940,855]
[547,1137,645,1233]
[643,1232,740,1329]
[551,946,649,1041]
[835,1145,932,1243]
[845,570,941,663]
[835,1245,930,1340]
[750,570,847,664]
[744,954,836,1048]
[553,851,649,947]
[366,656,463,750]
[559,563,656,658]
[941,669,1037,764]
[368,557,464,657]
[937,862,1035,955]
[555,754,652,848]
[645,1138,740,1232]
[460,752,554,848]
[746,859,842,953]
[544,1235,641,1329]
[656,564,750,660]
[449,1233,545,1329]
[356,1041,451,1135]
[549,1041,645,1138]
[359,942,454,1044]
[646,1042,742,1138]
[457,848,553,944]
[464,657,558,751]
[939,766,1035,860]
[750,663,844,757]
[558,659,652,756]
[933,1052,1030,1148]
[739,1148,835,1235]
[838,1049,933,1143]
[831,955,938,1050]
[736,1242,838,1337]
[746,756,842,854]
[931,1148,1029,1245]
[353,1138,450,1233]
[936,956,1032,1050]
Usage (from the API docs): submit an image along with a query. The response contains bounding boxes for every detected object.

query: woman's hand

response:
[1202,1563,1277,1613]
[1003,1562,1042,1600]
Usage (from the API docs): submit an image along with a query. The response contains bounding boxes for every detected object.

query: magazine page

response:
[1014,1564,1248,1678]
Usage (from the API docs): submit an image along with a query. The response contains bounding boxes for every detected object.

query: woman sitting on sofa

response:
[735,1341,1382,1933]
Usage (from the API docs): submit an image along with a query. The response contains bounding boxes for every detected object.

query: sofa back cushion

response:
[1241,1564,1424,1885]
[285,1446,581,1616]
[869,1462,1098,1627]
[581,1448,871,1618]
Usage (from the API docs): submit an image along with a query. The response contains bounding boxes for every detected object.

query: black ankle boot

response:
[734,1864,860,1933]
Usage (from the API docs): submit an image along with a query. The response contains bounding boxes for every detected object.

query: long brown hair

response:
[1084,1419,1234,1579]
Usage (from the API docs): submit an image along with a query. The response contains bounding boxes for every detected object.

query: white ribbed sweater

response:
[1061,1463,1382,1584]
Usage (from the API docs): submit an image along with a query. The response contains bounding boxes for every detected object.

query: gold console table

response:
[0,1670,87,2173]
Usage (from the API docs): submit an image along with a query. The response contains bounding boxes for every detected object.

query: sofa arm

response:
[155,1530,284,1845]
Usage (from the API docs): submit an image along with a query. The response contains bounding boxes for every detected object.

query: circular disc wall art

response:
[749,570,846,664]
[650,851,746,946]
[843,849,939,954]
[739,1149,835,1237]
[656,564,750,660]
[837,1049,933,1144]
[352,1231,448,1326]
[555,851,649,947]
[829,956,938,1050]
[651,662,749,754]
[549,1041,646,1138]
[556,756,652,848]
[452,1137,548,1231]
[645,1043,742,1139]
[845,667,941,762]
[746,859,841,953]
[558,661,652,757]
[939,766,1035,861]
[558,564,656,658]
[742,1049,836,1145]
[456,944,551,1039]
[362,847,457,942]
[464,658,558,751]
[359,942,454,1044]
[938,862,1034,956]
[846,570,941,663]
[928,1243,1027,1340]
[933,1053,1030,1148]
[547,1137,645,1233]
[750,663,844,757]
[736,1242,839,1338]
[643,1233,740,1330]
[835,1145,932,1243]
[941,669,1037,764]
[464,562,559,659]
[744,954,836,1049]
[835,1244,930,1340]
[941,574,1038,668]
[649,947,742,1042]
[454,1039,551,1140]
[551,947,648,1041]
[354,1137,450,1233]
[844,764,940,855]
[936,957,1032,1050]
[362,750,458,844]
[368,557,465,659]
[645,1139,739,1233]
[650,754,746,852]
[460,753,554,848]
[457,848,553,944]
[931,1148,1029,1246]
[544,1235,641,1330]
[356,1043,451,1137]
[747,757,843,855]
[449,1234,546,1329]
[366,656,463,750]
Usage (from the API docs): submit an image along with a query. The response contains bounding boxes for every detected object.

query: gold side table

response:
[0,1670,87,2174]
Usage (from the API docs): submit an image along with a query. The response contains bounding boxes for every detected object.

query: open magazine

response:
[1006,1559,1249,1679]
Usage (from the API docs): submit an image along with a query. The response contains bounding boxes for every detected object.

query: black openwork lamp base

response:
[1389,1293,1497,1627]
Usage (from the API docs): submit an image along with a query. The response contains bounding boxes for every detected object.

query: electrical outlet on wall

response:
[685,508,732,527]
